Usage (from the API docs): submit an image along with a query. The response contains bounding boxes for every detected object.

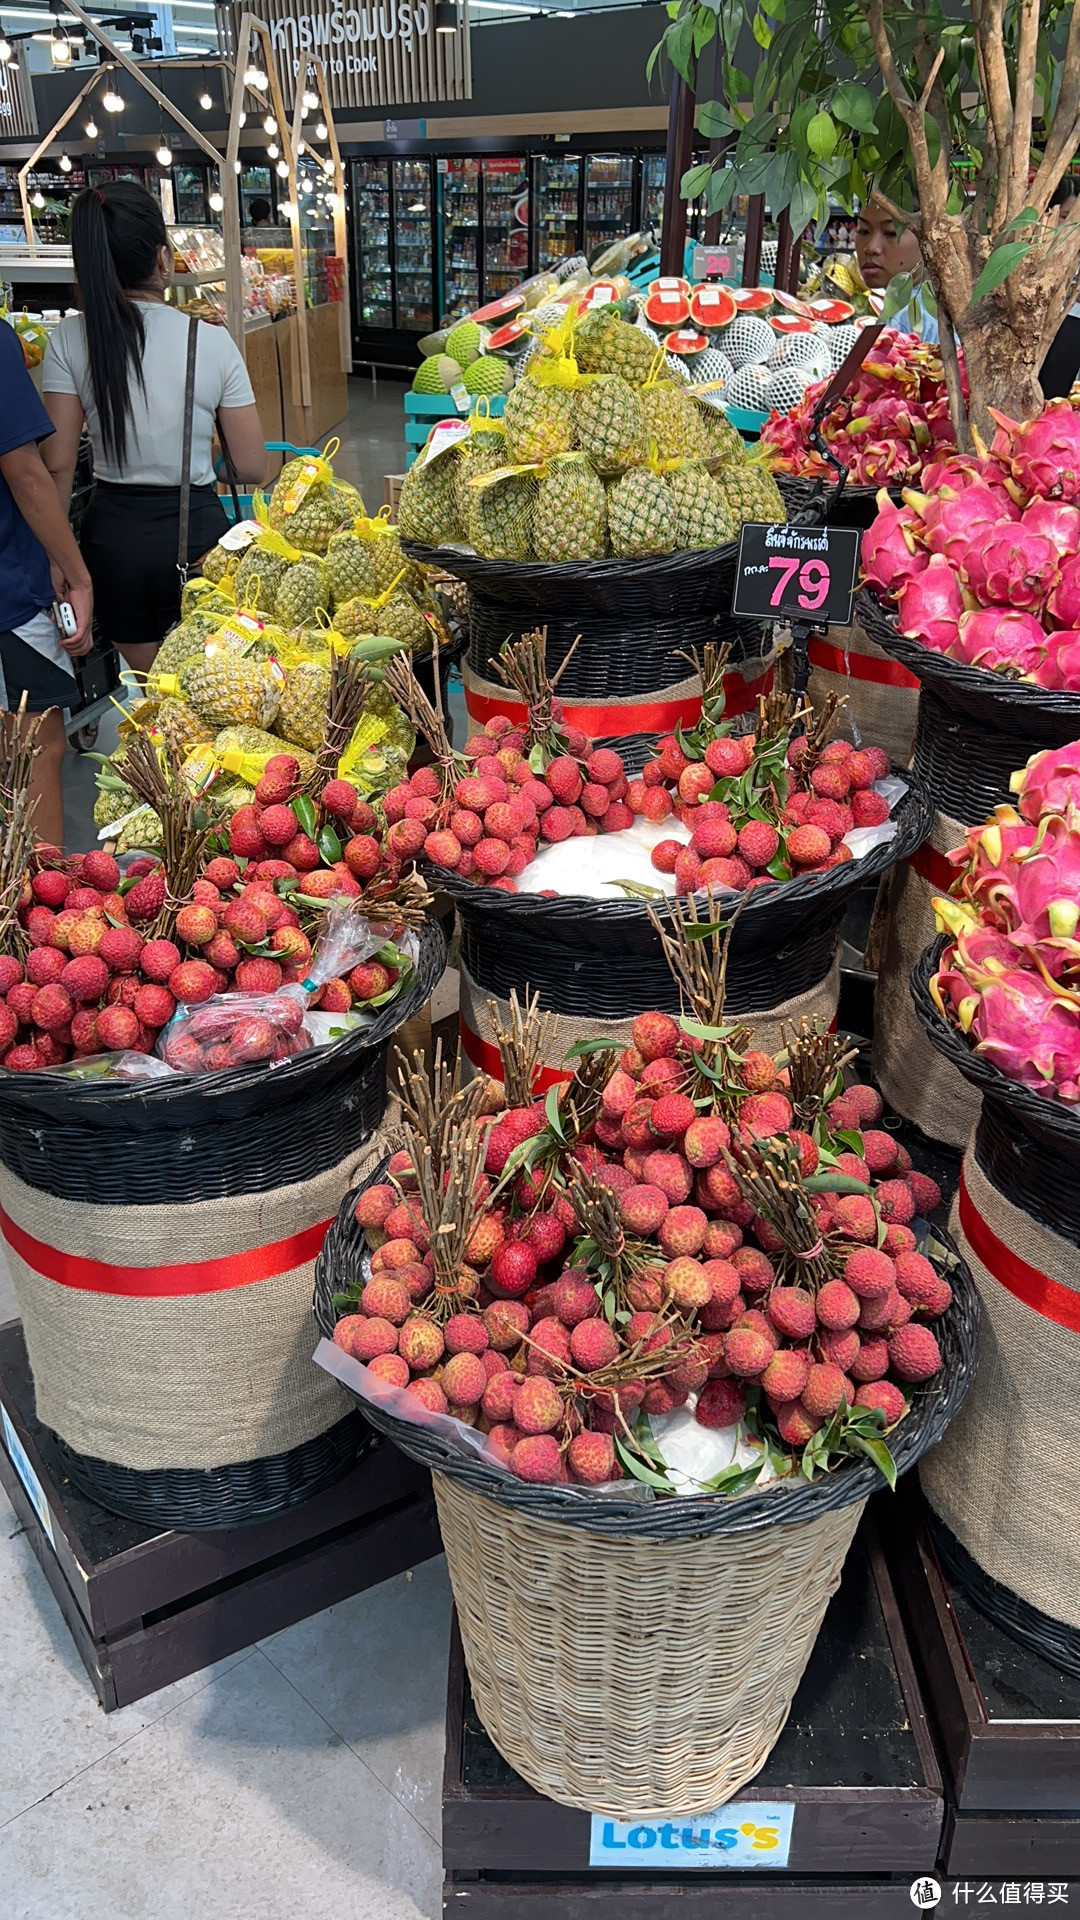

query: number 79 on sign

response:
[766,556,830,612]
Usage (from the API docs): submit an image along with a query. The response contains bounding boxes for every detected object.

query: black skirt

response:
[80,481,230,657]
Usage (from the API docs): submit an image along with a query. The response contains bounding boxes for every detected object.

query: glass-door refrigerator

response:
[173,164,209,225]
[239,163,273,230]
[583,153,633,256]
[642,153,665,235]
[481,156,529,303]
[392,156,434,332]
[533,153,580,269]
[352,158,393,329]
[440,156,480,322]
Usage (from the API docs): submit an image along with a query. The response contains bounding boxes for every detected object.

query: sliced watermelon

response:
[470,292,526,324]
[689,283,737,329]
[665,327,709,357]
[807,297,856,324]
[770,315,815,335]
[730,286,774,313]
[644,285,691,329]
[486,318,530,352]
[648,275,691,296]
[577,281,621,313]
[772,289,815,318]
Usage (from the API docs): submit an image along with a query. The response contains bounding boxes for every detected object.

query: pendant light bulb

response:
[156,140,173,168]
[58,153,72,173]
[315,120,327,141]
[276,159,290,179]
[198,89,213,111]
[85,116,98,138]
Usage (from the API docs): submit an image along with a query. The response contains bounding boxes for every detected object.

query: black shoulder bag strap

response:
[177,314,199,585]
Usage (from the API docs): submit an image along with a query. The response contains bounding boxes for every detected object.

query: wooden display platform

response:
[442,1523,944,1915]
[0,1319,439,1713]
[884,1491,1080,1875]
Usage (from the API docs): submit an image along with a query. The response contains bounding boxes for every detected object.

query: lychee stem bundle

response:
[566,1162,670,1307]
[487,628,579,762]
[486,985,558,1110]
[724,1135,841,1289]
[783,1020,860,1127]
[382,643,461,808]
[0,697,45,958]
[395,1043,490,1318]
[121,732,214,940]
[305,651,373,802]
[645,893,750,1090]
[676,638,732,738]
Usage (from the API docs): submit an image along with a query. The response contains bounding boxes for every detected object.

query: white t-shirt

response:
[43,301,255,488]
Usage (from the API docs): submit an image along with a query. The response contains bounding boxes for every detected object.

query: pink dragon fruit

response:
[953,607,1048,677]
[905,483,1020,566]
[1033,629,1080,690]
[929,923,1019,1019]
[946,805,1040,906]
[1020,499,1080,557]
[959,525,1060,612]
[993,812,1080,977]
[1045,553,1080,629]
[992,400,1080,505]
[1011,742,1080,823]
[973,969,1080,1100]
[861,493,929,594]
[896,553,965,653]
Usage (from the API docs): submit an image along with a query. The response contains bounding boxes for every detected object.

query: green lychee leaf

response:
[679,1016,742,1041]
[833,1129,865,1153]
[674,719,703,763]
[563,1037,622,1060]
[318,825,343,864]
[603,1291,617,1325]
[614,1436,673,1492]
[528,741,548,775]
[683,918,731,941]
[766,853,791,881]
[293,795,317,838]
[544,1085,565,1141]
[609,878,665,901]
[846,1430,898,1490]
[701,1456,766,1496]
[802,1171,871,1194]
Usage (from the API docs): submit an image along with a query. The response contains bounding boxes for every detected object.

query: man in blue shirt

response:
[0,317,93,848]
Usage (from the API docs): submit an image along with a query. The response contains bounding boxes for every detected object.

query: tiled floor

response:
[3,376,453,1919]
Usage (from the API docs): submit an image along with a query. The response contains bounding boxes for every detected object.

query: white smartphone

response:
[52,600,79,640]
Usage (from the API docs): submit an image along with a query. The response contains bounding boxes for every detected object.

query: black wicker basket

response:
[0,917,447,1206]
[55,1410,368,1532]
[774,475,901,532]
[928,1508,1080,1681]
[401,534,746,620]
[425,760,932,966]
[912,688,1039,823]
[858,590,1080,748]
[910,935,1080,1172]
[313,1160,979,1541]
[465,592,765,692]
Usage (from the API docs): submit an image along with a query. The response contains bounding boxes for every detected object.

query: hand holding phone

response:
[53,600,78,640]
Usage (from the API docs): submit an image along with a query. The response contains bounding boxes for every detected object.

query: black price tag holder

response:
[731,520,862,698]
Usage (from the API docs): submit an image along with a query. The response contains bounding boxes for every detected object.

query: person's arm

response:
[39,390,85,514]
[0,443,93,652]
[217,403,267,484]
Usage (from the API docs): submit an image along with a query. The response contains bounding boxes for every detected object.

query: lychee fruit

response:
[482,1299,528,1354]
[659,1205,708,1257]
[741,1090,793,1138]
[663,1256,711,1310]
[682,1116,730,1169]
[768,1286,816,1340]
[851,788,890,827]
[133,983,175,1029]
[551,1273,600,1328]
[832,1194,878,1244]
[763,1348,811,1404]
[619,1184,669,1235]
[568,1319,619,1371]
[26,945,66,987]
[802,1361,852,1418]
[489,1240,538,1298]
[725,1326,774,1376]
[526,1316,572,1377]
[510,1434,563,1484]
[567,1430,617,1484]
[125,870,166,923]
[843,1247,896,1299]
[631,1010,680,1062]
[514,1376,565,1434]
[850,1337,890,1383]
[30,983,73,1032]
[894,1251,951,1314]
[695,1377,747,1429]
[444,1313,489,1356]
[442,1352,487,1407]
[777,1401,823,1447]
[168,960,218,1005]
[876,1179,916,1225]
[786,824,831,866]
[816,1279,860,1330]
[641,1149,693,1203]
[406,1377,448,1414]
[854,1381,908,1424]
[140,939,181,983]
[398,1316,444,1371]
[361,1276,411,1326]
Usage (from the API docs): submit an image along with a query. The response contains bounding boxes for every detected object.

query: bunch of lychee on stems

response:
[330,900,954,1492]
[628,647,894,897]
[379,632,636,893]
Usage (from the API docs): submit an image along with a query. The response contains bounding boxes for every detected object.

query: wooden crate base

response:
[0,1319,439,1712]
[442,1520,943,1914]
[883,1489,1080,1873]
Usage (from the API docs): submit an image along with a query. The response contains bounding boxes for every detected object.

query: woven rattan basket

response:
[0,920,446,1530]
[314,1166,979,1817]
[774,475,899,531]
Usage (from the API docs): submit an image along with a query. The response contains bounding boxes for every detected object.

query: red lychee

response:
[876,1179,916,1225]
[851,788,889,827]
[850,1337,890,1383]
[30,983,73,1031]
[816,1279,860,1330]
[832,1194,878,1244]
[725,1326,774,1376]
[854,1381,908,1424]
[641,1150,693,1203]
[168,960,218,1005]
[569,1319,619,1371]
[488,1240,538,1299]
[567,1430,617,1484]
[361,1277,412,1326]
[740,1090,793,1138]
[399,1316,444,1370]
[510,1434,563,1483]
[406,1378,448,1413]
[514,1376,564,1434]
[682,1115,730,1168]
[763,1348,810,1404]
[133,984,175,1029]
[843,1247,896,1299]
[802,1361,852,1418]
[777,1400,824,1447]
[618,1184,669,1235]
[631,1010,681,1062]
[659,1205,708,1257]
[786,824,831,866]
[96,1004,140,1051]
[768,1286,816,1340]
[442,1352,488,1407]
[695,1377,748,1428]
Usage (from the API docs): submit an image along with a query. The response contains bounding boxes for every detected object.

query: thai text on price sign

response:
[731,521,862,629]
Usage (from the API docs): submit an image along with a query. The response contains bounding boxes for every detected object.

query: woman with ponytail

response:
[41,179,266,672]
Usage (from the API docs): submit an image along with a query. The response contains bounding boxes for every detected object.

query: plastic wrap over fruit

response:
[159,990,313,1074]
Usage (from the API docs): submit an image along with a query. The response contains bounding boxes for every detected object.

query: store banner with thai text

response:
[219,0,471,111]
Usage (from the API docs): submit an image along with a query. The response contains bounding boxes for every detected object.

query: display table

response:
[0,1319,438,1712]
[442,1522,945,1915]
[884,1491,1080,1876]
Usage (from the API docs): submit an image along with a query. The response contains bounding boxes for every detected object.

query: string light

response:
[31,190,45,208]
[155,137,173,167]
[84,116,98,137]
[275,158,289,178]
[266,142,279,158]
[208,189,223,211]
[0,36,12,61]
[301,88,318,109]
[315,120,327,140]
[262,114,276,134]
[101,85,124,113]
[198,89,213,110]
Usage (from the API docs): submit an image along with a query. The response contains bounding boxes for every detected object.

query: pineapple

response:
[378,589,430,652]
[214,727,316,783]
[502,378,575,464]
[695,401,747,468]
[114,807,162,855]
[334,596,381,639]
[183,653,281,731]
[667,463,736,550]
[466,473,534,559]
[266,456,359,554]
[325,532,376,605]
[156,697,215,757]
[576,310,657,387]
[235,545,290,613]
[396,453,464,547]
[715,459,786,529]
[200,544,233,585]
[532,455,608,561]
[181,580,232,620]
[94,776,137,830]
[574,375,648,474]
[361,523,420,597]
[277,662,330,751]
[274,557,330,630]
[455,431,508,523]
[607,469,678,558]
[154,621,212,674]
[640,382,712,462]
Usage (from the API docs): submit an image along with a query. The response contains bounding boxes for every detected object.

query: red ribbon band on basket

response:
[0,1205,334,1298]
[957,1168,1080,1333]
[463,666,773,739]
[807,638,920,689]
[909,840,958,895]
[461,1004,836,1091]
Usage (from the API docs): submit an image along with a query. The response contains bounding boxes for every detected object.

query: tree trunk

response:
[953,303,1047,439]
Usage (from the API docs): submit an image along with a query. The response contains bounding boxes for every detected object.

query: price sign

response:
[731,521,861,629]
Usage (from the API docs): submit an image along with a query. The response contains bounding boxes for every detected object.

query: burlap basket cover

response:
[434,1472,863,1818]
[0,1134,388,1472]
[872,809,981,1148]
[458,952,841,1092]
[461,651,777,748]
[808,619,918,769]
[921,1145,1080,1632]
